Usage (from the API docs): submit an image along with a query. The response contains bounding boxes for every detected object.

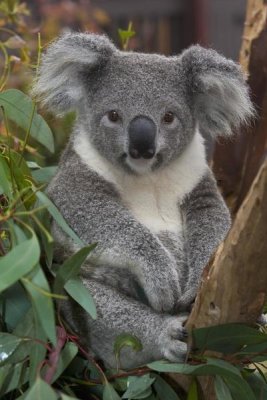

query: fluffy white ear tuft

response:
[180,45,255,137]
[32,31,116,114]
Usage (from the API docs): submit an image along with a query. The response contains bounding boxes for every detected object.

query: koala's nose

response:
[128,116,156,159]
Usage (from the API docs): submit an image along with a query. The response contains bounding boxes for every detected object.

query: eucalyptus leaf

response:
[28,320,47,385]
[103,382,121,400]
[13,310,42,367]
[122,375,155,399]
[0,89,54,152]
[9,150,36,208]
[214,376,233,400]
[36,190,84,246]
[0,233,40,293]
[24,377,58,400]
[0,363,29,396]
[118,29,135,42]
[187,379,198,400]
[0,333,24,365]
[0,283,30,330]
[114,333,142,365]
[27,161,41,169]
[54,245,96,294]
[193,324,267,354]
[246,371,267,398]
[64,277,97,319]
[148,358,241,378]
[32,166,57,183]
[61,394,78,400]
[22,265,56,345]
[0,154,12,198]
[224,375,257,400]
[153,374,181,400]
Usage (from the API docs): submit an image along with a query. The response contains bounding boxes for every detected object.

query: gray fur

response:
[33,32,253,368]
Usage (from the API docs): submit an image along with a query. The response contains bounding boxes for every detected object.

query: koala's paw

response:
[158,315,189,363]
[145,268,182,313]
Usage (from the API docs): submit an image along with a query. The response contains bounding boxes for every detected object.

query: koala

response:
[33,32,253,369]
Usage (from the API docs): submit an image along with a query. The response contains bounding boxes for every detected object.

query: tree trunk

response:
[187,157,267,328]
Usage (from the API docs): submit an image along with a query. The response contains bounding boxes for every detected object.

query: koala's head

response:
[33,32,254,174]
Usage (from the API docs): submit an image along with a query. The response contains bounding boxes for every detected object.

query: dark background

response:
[30,0,247,59]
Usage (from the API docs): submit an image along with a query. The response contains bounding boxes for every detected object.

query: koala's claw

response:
[158,315,189,363]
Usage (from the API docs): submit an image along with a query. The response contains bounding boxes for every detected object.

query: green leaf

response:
[0,233,40,293]
[148,359,256,400]
[24,377,57,400]
[118,28,135,42]
[0,89,54,152]
[0,363,29,396]
[32,166,57,183]
[114,333,142,366]
[187,380,198,400]
[0,154,12,198]
[61,394,78,400]
[28,320,47,385]
[153,374,181,400]
[36,190,84,246]
[214,376,233,400]
[224,375,257,400]
[54,245,96,294]
[193,324,267,354]
[12,309,43,369]
[27,161,41,169]
[122,375,155,399]
[103,382,121,400]
[0,282,31,330]
[64,277,97,319]
[246,371,267,399]
[149,358,240,377]
[5,35,26,49]
[35,209,53,267]
[22,265,57,345]
[0,333,24,365]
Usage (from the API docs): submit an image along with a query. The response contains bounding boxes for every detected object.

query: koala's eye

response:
[163,111,174,124]
[108,110,119,123]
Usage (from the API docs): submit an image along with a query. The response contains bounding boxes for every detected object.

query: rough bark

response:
[186,160,267,330]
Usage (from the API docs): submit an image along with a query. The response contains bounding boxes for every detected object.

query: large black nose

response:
[128,116,156,159]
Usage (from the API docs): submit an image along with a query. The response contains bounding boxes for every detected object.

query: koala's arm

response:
[61,279,188,369]
[179,169,231,309]
[49,151,181,313]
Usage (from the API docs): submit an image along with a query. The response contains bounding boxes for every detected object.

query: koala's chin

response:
[125,156,155,175]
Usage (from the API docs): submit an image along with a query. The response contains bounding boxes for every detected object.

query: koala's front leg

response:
[49,166,182,313]
[179,169,231,309]
[60,279,188,369]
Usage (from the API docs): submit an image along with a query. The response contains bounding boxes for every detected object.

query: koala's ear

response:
[32,32,116,114]
[180,45,255,137]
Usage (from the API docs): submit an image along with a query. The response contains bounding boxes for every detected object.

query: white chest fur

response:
[74,129,208,234]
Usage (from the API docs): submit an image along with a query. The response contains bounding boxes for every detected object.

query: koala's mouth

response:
[120,152,163,175]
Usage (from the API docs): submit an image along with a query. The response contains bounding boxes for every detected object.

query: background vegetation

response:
[1,1,267,399]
